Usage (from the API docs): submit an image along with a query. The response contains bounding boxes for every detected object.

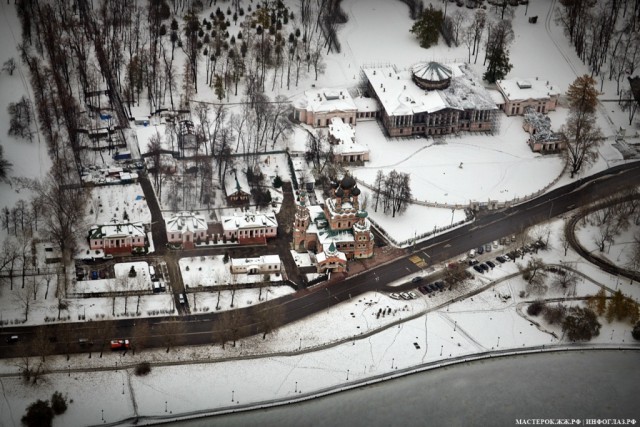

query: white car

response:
[389,293,401,300]
[503,254,511,261]
[407,292,418,299]
[400,292,411,300]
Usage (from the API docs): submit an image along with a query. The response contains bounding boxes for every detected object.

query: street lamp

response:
[454,321,457,332]
[497,336,500,347]
[391,358,394,369]
[232,390,234,402]
[346,369,349,380]
[440,345,443,356]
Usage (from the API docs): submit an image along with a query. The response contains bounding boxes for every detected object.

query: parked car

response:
[103,254,114,260]
[486,260,496,268]
[503,254,511,262]
[473,265,483,273]
[110,339,130,350]
[484,243,492,252]
[468,259,479,266]
[496,256,506,263]
[78,338,94,347]
[407,292,418,299]
[434,281,445,290]
[91,271,98,280]
[400,292,411,300]
[479,263,489,272]
[99,270,107,279]
[418,286,429,295]
[389,293,401,299]
[477,246,484,255]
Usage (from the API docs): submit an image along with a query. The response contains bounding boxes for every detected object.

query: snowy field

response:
[2,215,637,426]
[2,0,640,425]
[86,184,151,226]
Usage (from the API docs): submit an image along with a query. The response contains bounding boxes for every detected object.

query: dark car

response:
[480,263,489,271]
[6,335,19,344]
[486,260,496,268]
[91,271,98,280]
[418,286,429,295]
[496,256,506,263]
[477,246,484,255]
[428,284,438,292]
[468,259,479,266]
[473,265,483,273]
[411,276,423,283]
[434,281,445,290]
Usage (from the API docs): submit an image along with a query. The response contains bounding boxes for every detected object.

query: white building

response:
[165,211,208,248]
[230,255,282,275]
[221,211,278,244]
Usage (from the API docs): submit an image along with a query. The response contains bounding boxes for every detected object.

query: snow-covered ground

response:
[2,0,640,425]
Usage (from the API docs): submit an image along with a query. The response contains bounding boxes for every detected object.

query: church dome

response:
[340,174,356,189]
[335,187,344,197]
[412,62,452,90]
[351,186,361,196]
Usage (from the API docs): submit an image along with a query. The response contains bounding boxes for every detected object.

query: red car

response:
[110,339,130,350]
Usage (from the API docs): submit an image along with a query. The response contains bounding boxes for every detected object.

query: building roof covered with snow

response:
[293,88,357,113]
[165,211,207,234]
[221,211,278,231]
[89,222,145,239]
[362,63,497,117]
[496,78,559,102]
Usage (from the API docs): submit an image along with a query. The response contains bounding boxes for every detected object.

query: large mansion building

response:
[362,62,499,137]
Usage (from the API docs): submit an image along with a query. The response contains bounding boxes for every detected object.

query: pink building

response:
[165,211,208,248]
[221,212,278,244]
[496,78,559,116]
[88,223,146,254]
[293,88,357,127]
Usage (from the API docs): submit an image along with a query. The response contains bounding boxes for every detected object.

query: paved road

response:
[2,162,639,357]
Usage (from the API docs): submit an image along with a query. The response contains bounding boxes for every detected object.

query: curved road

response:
[1,162,640,358]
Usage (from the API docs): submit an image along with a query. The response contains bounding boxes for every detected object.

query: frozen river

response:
[170,350,640,427]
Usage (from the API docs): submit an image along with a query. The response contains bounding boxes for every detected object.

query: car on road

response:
[411,276,423,283]
[473,265,483,273]
[110,339,130,350]
[78,338,93,347]
[486,260,496,269]
[6,335,19,344]
[389,293,401,299]
[179,293,186,304]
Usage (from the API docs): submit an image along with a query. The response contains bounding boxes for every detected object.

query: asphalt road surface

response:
[2,162,639,357]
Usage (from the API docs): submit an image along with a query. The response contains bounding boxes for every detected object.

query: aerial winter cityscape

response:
[0,0,639,425]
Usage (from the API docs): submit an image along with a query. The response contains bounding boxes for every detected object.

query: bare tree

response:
[157,320,185,353]
[2,57,16,75]
[255,302,285,339]
[13,283,32,322]
[519,257,548,295]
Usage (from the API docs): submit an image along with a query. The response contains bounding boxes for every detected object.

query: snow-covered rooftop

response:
[221,212,278,231]
[497,78,560,102]
[363,63,498,117]
[89,222,145,239]
[523,107,565,143]
[165,211,207,233]
[230,255,281,268]
[293,88,357,113]
[328,118,370,155]
[412,62,453,82]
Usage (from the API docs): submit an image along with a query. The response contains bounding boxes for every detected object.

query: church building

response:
[293,174,375,268]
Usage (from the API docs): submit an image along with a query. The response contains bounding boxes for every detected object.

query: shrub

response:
[51,391,68,415]
[632,321,640,341]
[562,307,601,342]
[135,362,151,376]
[543,304,567,325]
[527,300,546,316]
[22,400,53,427]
